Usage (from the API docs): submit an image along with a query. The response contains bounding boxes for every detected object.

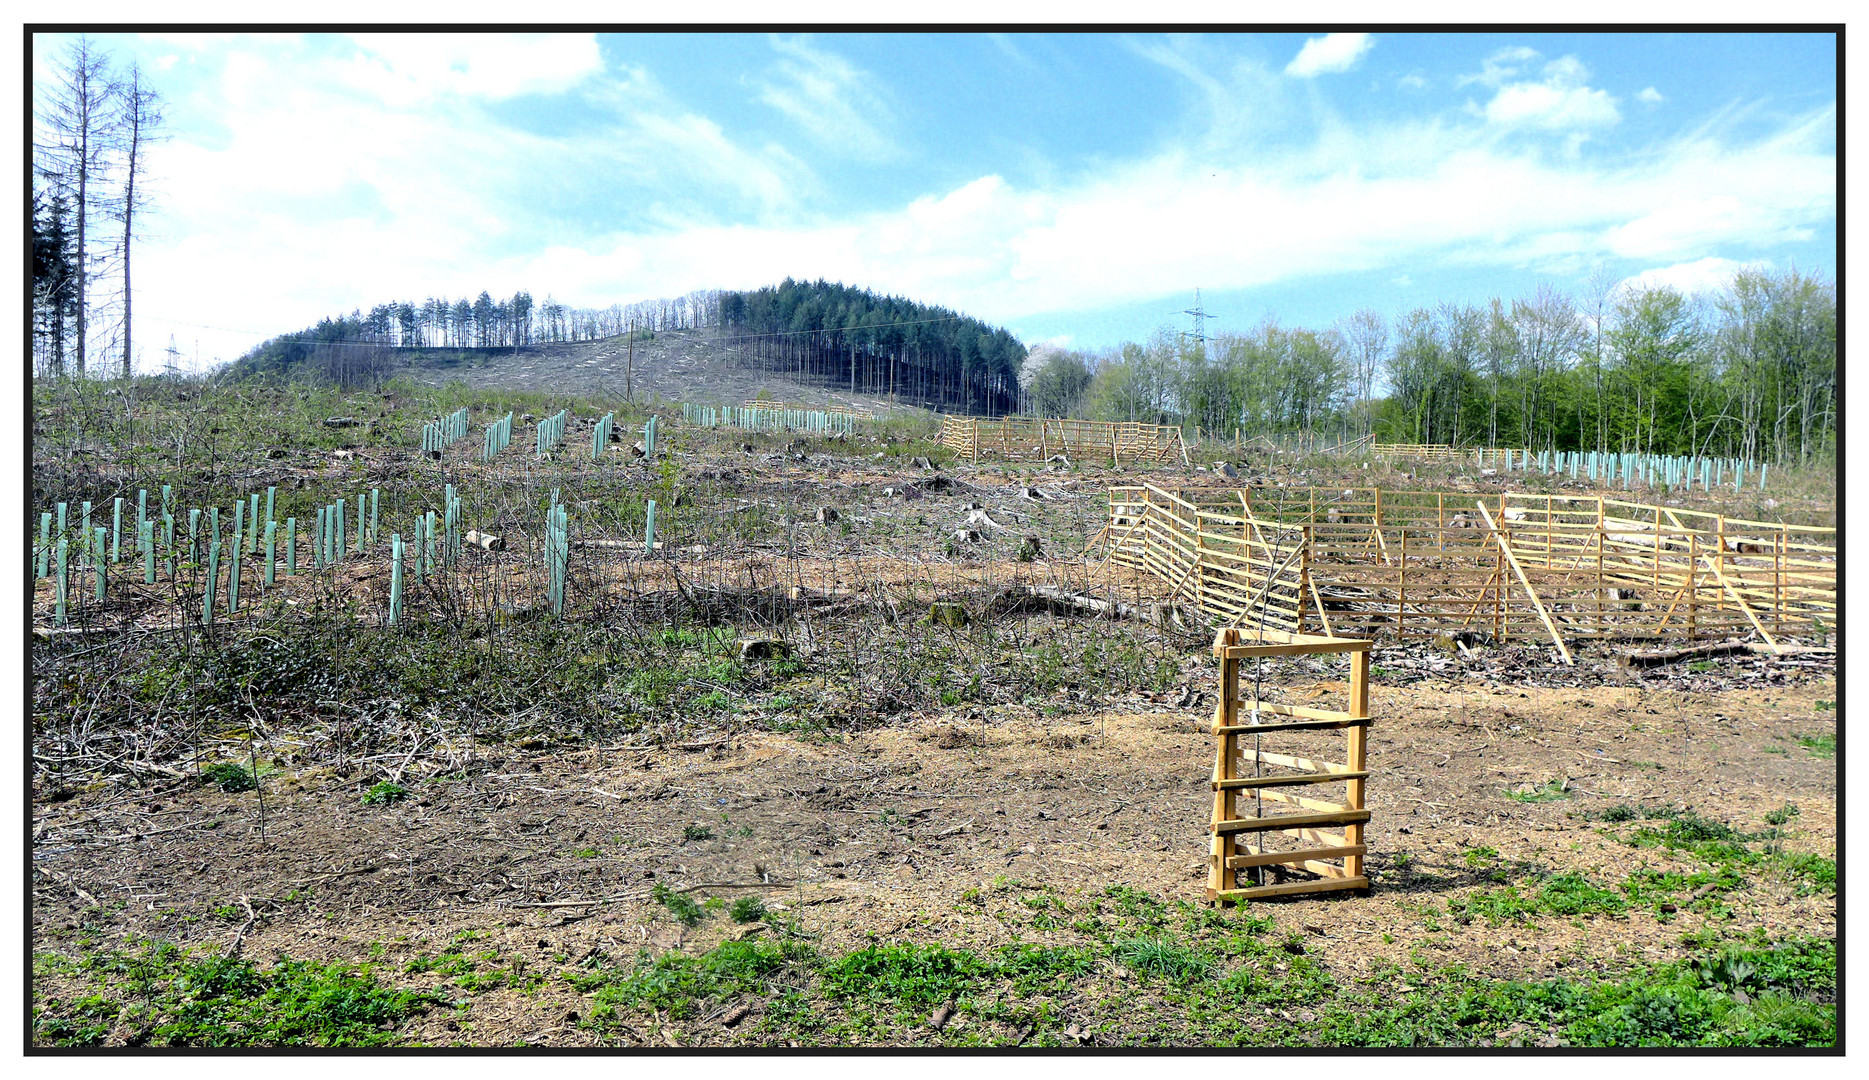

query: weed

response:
[1112,936,1213,982]
[1763,803,1799,827]
[651,883,707,927]
[1796,733,1834,759]
[360,781,409,806]
[200,762,256,793]
[821,943,988,1006]
[682,824,714,842]
[582,939,794,1023]
[729,896,769,924]
[37,942,440,1047]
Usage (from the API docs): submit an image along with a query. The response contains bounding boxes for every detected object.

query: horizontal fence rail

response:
[1099,484,1835,656]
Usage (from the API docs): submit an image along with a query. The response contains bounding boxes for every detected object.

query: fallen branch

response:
[506,880,785,909]
[986,584,1207,636]
[1618,640,1835,669]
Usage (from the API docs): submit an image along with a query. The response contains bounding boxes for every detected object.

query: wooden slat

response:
[1213,716,1369,736]
[1226,844,1366,869]
[1214,771,1367,790]
[1213,808,1370,835]
[1213,876,1369,901]
[1236,699,1360,722]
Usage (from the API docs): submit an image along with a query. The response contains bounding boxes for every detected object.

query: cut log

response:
[1619,641,1835,668]
[464,529,506,552]
[986,585,1207,636]
[322,416,360,428]
[737,637,792,661]
[816,507,840,524]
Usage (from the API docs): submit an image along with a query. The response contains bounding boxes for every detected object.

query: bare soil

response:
[32,653,1835,1046]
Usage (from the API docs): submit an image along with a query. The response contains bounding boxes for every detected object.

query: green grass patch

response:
[36,942,441,1046]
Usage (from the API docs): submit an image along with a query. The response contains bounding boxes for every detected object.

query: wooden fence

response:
[940,417,1189,465]
[1098,484,1836,658]
[1373,443,1522,468]
[1208,626,1372,903]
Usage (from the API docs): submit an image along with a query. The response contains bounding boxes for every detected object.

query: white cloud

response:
[753,35,897,161]
[1397,73,1429,92]
[339,34,604,104]
[1285,33,1373,78]
[1637,86,1664,105]
[1481,55,1620,130]
[1459,45,1541,89]
[1618,257,1768,297]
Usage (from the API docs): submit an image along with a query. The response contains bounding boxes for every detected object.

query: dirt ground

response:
[31,648,1836,1046]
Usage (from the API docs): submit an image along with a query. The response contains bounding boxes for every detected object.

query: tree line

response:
[1026,269,1834,466]
[230,288,725,382]
[717,279,1028,414]
[33,35,166,380]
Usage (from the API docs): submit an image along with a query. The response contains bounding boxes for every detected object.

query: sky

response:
[29,29,1838,371]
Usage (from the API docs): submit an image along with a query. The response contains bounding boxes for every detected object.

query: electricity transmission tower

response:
[1182,288,1217,358]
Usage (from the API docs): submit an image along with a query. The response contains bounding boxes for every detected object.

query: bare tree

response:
[1340,308,1387,438]
[114,61,165,379]
[37,35,118,378]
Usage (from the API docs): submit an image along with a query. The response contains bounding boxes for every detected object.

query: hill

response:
[390,328,929,416]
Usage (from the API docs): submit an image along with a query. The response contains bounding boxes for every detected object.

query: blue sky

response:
[31,30,1837,369]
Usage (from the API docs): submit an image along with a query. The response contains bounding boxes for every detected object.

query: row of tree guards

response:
[534,409,568,456]
[680,401,858,435]
[421,407,471,455]
[482,411,515,461]
[35,483,384,625]
[1374,444,1772,492]
[386,484,464,625]
[35,477,665,629]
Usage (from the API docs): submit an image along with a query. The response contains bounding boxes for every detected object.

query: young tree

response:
[32,188,79,377]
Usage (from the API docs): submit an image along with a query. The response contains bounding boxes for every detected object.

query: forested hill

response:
[227,279,1029,415]
[716,280,1025,415]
